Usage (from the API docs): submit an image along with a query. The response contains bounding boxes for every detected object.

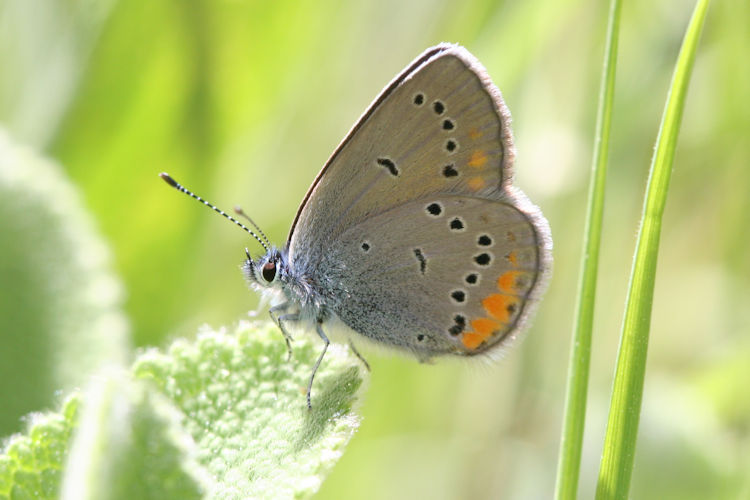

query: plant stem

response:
[553,0,622,498]
[595,0,710,498]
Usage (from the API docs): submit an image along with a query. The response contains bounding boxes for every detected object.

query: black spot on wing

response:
[376,157,399,176]
[478,234,492,246]
[426,202,443,217]
[413,248,427,274]
[442,164,458,177]
[448,314,466,336]
[474,253,492,266]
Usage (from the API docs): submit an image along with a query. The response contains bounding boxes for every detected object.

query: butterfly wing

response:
[316,194,548,357]
[289,44,514,262]
[288,44,551,356]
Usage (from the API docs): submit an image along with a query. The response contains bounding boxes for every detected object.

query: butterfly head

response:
[243,246,289,290]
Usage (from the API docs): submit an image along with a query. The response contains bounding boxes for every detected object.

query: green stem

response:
[595,0,710,498]
[554,0,621,498]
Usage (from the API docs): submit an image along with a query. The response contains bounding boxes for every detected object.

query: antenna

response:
[159,173,270,252]
[234,205,270,247]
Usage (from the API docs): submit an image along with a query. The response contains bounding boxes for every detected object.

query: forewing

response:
[289,44,515,269]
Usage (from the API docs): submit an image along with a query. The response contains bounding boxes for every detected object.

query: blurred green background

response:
[1,0,748,498]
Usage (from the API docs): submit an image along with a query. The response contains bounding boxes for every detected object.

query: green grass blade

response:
[554,0,622,498]
[595,0,711,498]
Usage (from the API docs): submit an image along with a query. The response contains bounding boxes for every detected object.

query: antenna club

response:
[159,173,271,253]
[159,172,179,188]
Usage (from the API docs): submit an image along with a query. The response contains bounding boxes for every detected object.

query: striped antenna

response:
[159,173,270,252]
[234,205,270,247]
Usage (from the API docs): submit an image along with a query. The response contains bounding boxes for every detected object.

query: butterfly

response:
[161,43,552,408]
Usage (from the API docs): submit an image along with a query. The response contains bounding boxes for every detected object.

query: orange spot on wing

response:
[482,294,519,322]
[468,176,486,191]
[506,251,518,266]
[461,331,484,349]
[468,150,488,168]
[471,318,501,337]
[468,128,483,140]
[498,271,523,293]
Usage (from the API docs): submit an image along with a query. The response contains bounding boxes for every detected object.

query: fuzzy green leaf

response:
[0,129,129,436]
[133,322,366,499]
[0,394,80,500]
[1,322,366,500]
[60,373,207,500]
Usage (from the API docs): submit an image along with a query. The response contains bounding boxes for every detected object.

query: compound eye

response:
[261,261,276,282]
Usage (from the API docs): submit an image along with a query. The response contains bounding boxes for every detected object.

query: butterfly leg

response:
[269,303,296,361]
[307,320,330,410]
[348,341,371,372]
